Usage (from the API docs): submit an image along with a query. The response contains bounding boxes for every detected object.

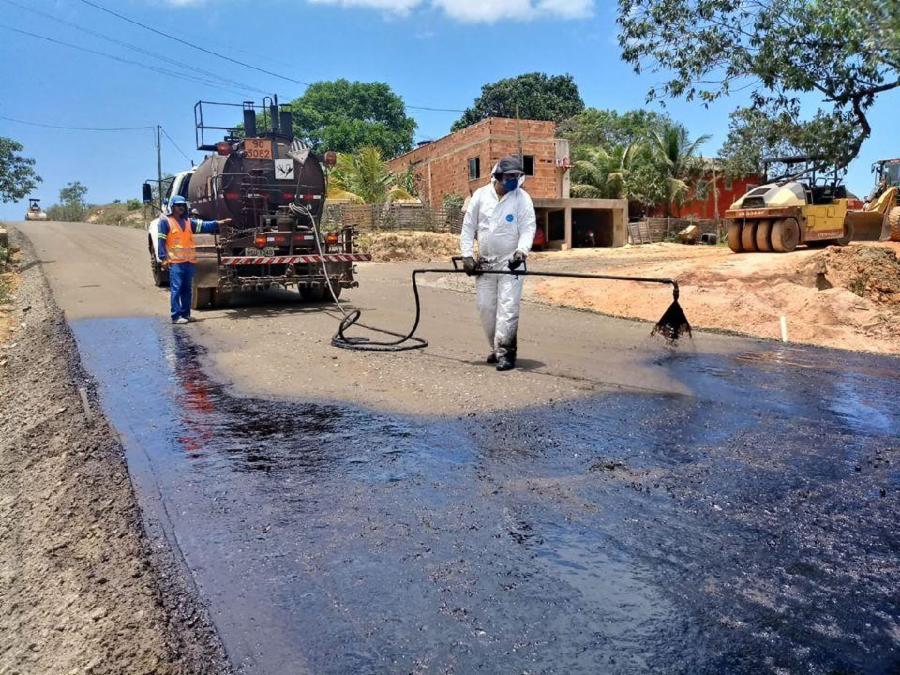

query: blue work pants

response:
[168,262,194,321]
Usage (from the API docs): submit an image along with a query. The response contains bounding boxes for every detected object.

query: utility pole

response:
[156,125,163,212]
[711,161,720,240]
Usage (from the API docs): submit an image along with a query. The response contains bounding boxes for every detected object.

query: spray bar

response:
[331,258,691,352]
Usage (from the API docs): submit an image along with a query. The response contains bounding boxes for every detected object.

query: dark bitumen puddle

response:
[71,317,900,674]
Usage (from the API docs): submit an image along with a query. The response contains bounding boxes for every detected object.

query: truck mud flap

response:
[194,233,219,288]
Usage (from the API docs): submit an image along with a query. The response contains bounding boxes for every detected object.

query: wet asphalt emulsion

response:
[72,317,900,674]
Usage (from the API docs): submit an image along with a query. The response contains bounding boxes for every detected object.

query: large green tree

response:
[0,136,41,203]
[718,108,818,178]
[452,73,584,131]
[558,108,671,149]
[617,0,899,168]
[288,80,416,158]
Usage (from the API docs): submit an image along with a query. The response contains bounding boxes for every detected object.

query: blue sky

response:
[1,0,897,219]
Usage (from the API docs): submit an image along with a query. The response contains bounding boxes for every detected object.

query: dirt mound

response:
[529,242,900,355]
[356,230,459,262]
[799,245,900,306]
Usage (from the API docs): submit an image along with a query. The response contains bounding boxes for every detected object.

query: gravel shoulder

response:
[0,228,227,674]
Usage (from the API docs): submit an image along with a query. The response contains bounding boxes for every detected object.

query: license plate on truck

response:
[245,247,276,256]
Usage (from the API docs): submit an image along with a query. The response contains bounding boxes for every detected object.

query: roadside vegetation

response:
[0,224,17,345]
[0,136,41,204]
[45,180,89,221]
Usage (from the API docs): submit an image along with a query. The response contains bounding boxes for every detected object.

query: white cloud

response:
[307,0,593,22]
[308,0,420,14]
[536,0,593,19]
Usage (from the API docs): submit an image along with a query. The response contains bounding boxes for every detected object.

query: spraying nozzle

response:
[652,282,692,343]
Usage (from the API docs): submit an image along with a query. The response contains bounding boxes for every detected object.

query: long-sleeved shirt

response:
[157,216,219,260]
[460,182,536,261]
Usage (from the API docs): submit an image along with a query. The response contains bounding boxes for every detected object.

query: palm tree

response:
[650,124,711,216]
[329,146,414,204]
[570,143,641,199]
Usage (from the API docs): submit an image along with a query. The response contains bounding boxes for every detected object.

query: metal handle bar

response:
[448,256,680,298]
[332,259,684,351]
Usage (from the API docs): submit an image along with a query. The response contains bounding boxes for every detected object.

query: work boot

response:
[486,352,498,364]
[496,356,515,371]
[174,317,189,325]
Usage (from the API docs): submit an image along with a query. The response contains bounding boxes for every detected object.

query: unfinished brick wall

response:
[387,118,563,206]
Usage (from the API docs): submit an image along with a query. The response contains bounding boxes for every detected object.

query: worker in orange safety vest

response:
[157,195,231,323]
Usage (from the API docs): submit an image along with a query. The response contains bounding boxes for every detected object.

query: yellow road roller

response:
[725,157,852,253]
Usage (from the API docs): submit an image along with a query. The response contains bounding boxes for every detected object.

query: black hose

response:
[331,258,686,351]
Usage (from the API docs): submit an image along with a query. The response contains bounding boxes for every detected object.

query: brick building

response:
[674,173,762,219]
[387,117,627,249]
[650,168,763,219]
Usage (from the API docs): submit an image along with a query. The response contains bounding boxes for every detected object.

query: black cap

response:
[494,156,524,176]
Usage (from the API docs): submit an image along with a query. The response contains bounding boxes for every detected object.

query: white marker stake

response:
[780,316,789,343]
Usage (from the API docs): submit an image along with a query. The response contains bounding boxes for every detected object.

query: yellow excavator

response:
[725,157,853,253]
[845,158,900,242]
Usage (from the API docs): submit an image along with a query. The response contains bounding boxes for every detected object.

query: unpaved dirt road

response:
[14,221,900,674]
[525,243,900,355]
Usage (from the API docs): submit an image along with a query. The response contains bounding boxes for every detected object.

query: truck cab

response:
[145,170,194,287]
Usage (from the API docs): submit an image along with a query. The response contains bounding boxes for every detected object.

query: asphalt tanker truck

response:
[145,98,369,309]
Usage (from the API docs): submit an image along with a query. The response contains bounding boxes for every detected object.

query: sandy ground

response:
[523,242,900,355]
[0,231,226,674]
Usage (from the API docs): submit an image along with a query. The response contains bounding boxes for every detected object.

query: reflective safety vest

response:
[166,216,197,264]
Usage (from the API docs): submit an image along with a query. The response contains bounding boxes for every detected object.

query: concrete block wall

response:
[388,118,563,206]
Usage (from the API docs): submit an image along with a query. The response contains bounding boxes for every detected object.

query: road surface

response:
[15,221,900,673]
[17,219,751,414]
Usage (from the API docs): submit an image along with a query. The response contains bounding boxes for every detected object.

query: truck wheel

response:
[192,288,212,310]
[835,219,854,246]
[771,218,800,252]
[212,290,231,308]
[755,220,773,252]
[300,286,325,302]
[150,248,169,287]
[741,221,758,251]
[886,206,900,242]
[726,221,743,252]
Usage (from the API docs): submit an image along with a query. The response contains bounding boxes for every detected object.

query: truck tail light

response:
[254,235,266,248]
[324,232,339,245]
[216,142,232,156]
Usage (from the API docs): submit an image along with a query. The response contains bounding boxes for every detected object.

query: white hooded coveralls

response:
[460,178,536,359]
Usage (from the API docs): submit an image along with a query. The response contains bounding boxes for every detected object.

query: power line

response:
[160,127,193,163]
[0,114,153,131]
[78,0,310,86]
[0,24,251,97]
[1,0,268,96]
[15,0,464,116]
[406,105,465,113]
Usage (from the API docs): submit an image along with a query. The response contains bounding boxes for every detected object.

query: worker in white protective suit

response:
[460,156,536,371]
